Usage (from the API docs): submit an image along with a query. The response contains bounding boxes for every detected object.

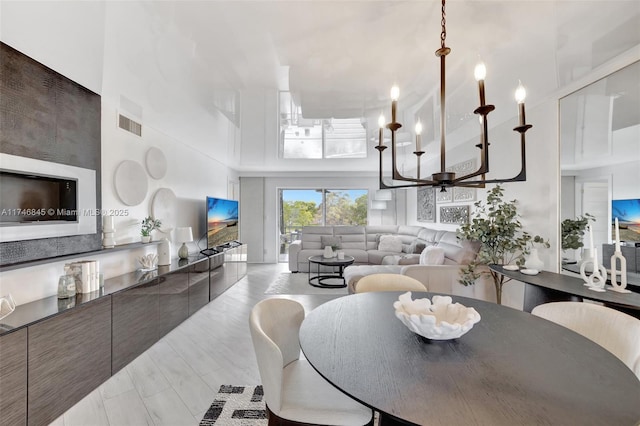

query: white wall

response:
[0,2,238,305]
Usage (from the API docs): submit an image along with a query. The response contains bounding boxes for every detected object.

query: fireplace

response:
[0,153,96,243]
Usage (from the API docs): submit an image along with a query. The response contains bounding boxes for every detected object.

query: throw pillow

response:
[320,235,342,249]
[375,233,390,244]
[419,246,445,265]
[377,235,403,252]
[408,241,426,254]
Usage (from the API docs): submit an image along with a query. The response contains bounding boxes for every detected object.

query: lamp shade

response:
[375,189,393,201]
[175,227,193,244]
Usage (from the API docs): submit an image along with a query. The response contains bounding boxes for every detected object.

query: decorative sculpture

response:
[580,225,607,292]
[610,218,631,294]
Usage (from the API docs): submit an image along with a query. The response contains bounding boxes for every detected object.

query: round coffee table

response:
[308,255,355,288]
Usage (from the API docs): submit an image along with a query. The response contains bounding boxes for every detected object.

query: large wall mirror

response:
[560,60,640,264]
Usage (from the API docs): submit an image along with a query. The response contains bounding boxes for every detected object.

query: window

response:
[278,188,368,261]
[279,92,367,159]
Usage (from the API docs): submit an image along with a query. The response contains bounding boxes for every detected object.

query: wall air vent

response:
[118,114,142,137]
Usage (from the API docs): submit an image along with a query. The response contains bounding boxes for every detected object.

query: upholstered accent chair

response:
[354,273,428,294]
[532,301,640,379]
[249,298,374,425]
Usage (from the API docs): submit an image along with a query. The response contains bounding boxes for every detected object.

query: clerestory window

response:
[279,91,367,159]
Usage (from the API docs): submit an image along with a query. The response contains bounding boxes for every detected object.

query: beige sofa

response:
[288,225,489,297]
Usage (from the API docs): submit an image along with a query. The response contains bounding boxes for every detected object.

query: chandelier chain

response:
[440,0,446,48]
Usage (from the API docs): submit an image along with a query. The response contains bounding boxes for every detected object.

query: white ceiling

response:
[133,0,640,119]
[2,0,639,172]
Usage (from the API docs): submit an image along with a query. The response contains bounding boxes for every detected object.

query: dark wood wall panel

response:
[28,297,111,426]
[0,41,102,265]
[0,329,27,426]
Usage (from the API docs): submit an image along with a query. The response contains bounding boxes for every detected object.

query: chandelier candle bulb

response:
[474,62,487,106]
[378,114,385,146]
[515,82,527,126]
[390,85,399,123]
[415,120,423,151]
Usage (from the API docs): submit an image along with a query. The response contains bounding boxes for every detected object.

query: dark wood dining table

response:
[299,292,640,426]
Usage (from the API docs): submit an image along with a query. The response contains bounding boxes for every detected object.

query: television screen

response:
[207,197,239,248]
[611,198,640,242]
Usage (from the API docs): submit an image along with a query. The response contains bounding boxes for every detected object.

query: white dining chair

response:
[531,301,640,379]
[354,273,428,294]
[249,298,374,426]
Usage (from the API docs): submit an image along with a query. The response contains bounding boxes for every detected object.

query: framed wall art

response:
[446,158,477,175]
[440,205,470,224]
[453,187,476,202]
[436,189,453,204]
[417,187,436,222]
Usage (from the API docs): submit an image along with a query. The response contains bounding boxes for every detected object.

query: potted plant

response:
[523,234,551,271]
[141,216,162,243]
[561,214,595,262]
[457,185,548,304]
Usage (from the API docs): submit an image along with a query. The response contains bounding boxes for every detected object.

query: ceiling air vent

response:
[118,114,142,136]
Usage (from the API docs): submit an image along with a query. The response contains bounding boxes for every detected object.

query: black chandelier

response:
[376,0,532,190]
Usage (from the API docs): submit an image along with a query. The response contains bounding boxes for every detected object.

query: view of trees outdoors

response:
[279,189,368,260]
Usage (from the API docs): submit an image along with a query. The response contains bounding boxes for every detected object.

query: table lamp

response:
[175,227,193,260]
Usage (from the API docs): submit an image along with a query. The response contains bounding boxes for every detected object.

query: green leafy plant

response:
[141,216,162,237]
[527,235,551,251]
[561,214,595,251]
[456,185,548,304]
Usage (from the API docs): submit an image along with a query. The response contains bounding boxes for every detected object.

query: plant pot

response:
[141,235,151,243]
[323,246,334,258]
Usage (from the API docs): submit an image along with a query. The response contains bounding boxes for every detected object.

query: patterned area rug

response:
[264,272,348,295]
[200,385,267,425]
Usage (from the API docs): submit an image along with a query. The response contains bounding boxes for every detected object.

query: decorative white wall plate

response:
[151,187,177,232]
[114,160,148,206]
[145,147,167,179]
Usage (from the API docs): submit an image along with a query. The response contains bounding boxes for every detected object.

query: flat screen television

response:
[611,198,640,242]
[206,196,239,249]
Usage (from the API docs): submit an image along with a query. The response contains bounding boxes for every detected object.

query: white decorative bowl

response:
[393,292,481,340]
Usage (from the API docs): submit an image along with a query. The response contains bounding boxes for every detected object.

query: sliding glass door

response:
[278,189,368,261]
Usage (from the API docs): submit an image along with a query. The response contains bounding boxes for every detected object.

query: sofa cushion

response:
[367,250,400,264]
[382,254,420,265]
[417,228,442,245]
[378,235,403,252]
[436,231,480,265]
[365,226,399,250]
[334,226,366,250]
[301,226,334,250]
[420,246,445,265]
[320,235,342,249]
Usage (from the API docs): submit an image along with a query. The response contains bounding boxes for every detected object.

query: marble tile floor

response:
[50,262,340,426]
